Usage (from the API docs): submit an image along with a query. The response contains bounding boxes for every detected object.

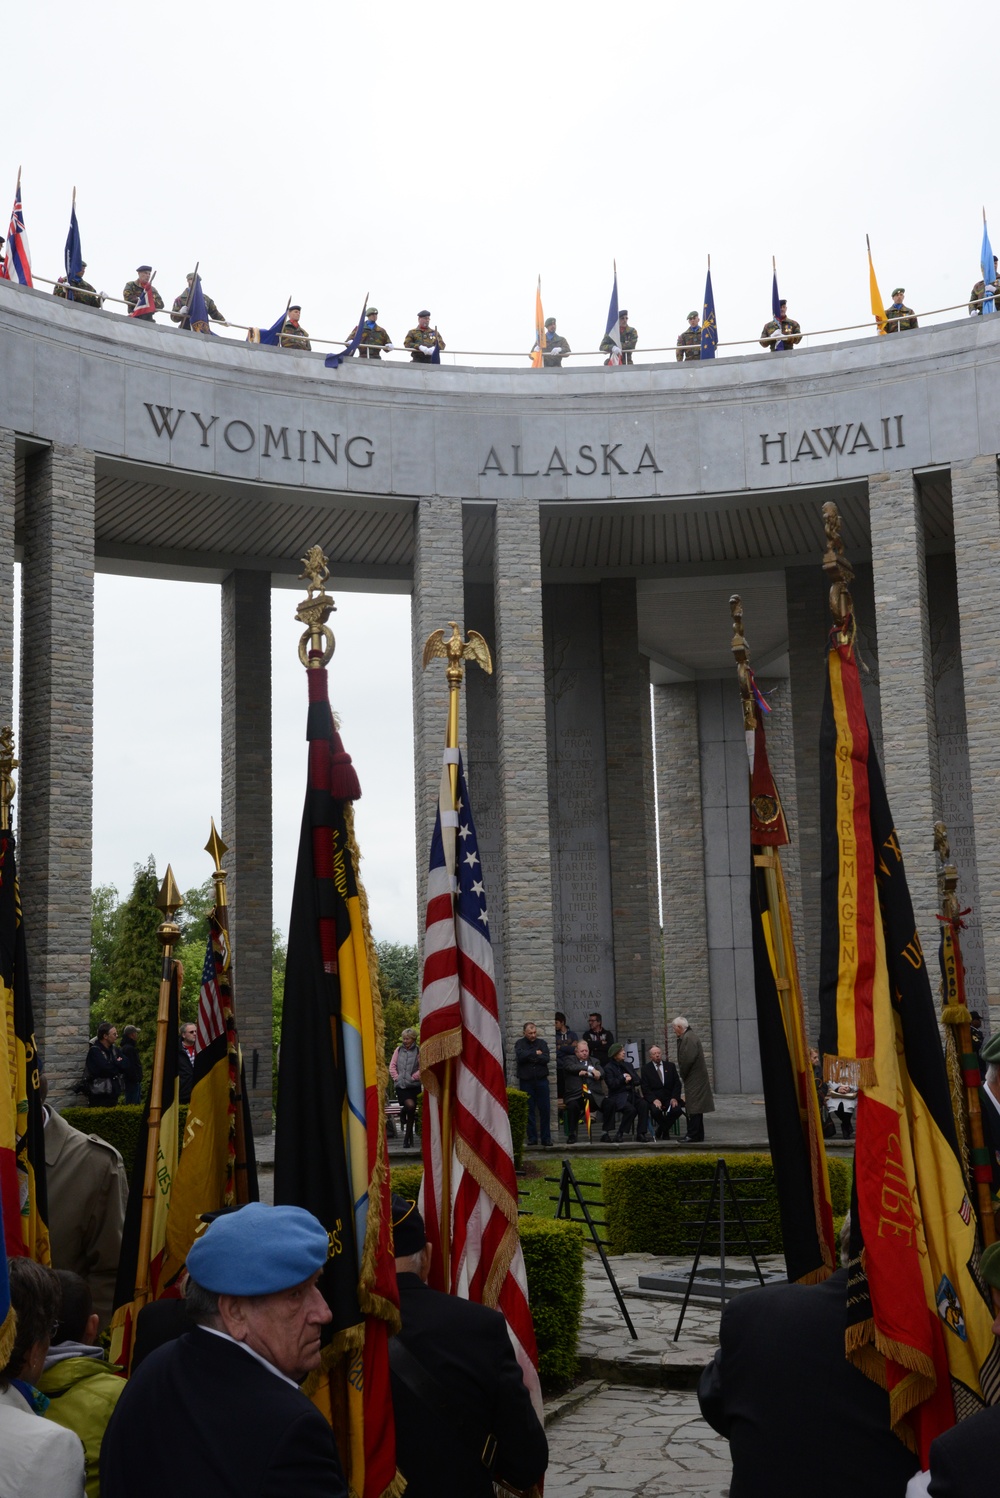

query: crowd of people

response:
[80,1021,195,1109]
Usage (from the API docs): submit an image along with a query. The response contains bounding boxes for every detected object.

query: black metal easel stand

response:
[549,1157,638,1340]
[673,1157,766,1342]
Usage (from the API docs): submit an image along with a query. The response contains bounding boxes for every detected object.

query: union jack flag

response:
[1,173,32,287]
[419,751,542,1418]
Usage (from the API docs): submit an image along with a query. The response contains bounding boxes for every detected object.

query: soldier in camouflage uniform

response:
[347,306,393,360]
[600,309,638,365]
[759,300,802,350]
[884,287,918,333]
[532,316,571,367]
[280,305,311,350]
[403,310,446,363]
[171,273,226,327]
[53,262,102,309]
[969,256,999,314]
[676,311,702,361]
[122,265,164,320]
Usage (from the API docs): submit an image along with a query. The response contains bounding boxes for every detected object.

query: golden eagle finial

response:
[422,622,493,685]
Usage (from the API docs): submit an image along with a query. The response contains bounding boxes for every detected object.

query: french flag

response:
[0,171,32,286]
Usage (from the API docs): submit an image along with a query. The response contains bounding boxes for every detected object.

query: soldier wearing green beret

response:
[403,310,446,363]
[884,288,917,333]
[760,300,802,351]
[53,263,103,309]
[347,306,393,360]
[122,266,164,320]
[531,316,571,367]
[280,305,311,351]
[676,311,702,362]
[600,309,638,365]
[969,256,999,314]
[171,273,226,328]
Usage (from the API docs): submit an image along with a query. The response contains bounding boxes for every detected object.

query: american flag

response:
[1,174,31,287]
[196,920,228,1052]
[419,751,542,1417]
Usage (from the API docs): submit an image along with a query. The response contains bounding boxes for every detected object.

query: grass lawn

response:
[518,1153,635,1218]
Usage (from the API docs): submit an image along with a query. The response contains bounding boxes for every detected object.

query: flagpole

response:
[134,866,183,1309]
[205,818,252,1204]
[421,623,493,1288]
[935,823,996,1248]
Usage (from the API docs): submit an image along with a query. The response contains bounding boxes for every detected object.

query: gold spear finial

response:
[155,865,184,949]
[821,502,855,634]
[295,545,336,669]
[205,817,229,910]
[729,595,757,731]
[934,820,961,922]
[0,727,18,833]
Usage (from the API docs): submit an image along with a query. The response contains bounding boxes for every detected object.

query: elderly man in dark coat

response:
[672,1017,714,1143]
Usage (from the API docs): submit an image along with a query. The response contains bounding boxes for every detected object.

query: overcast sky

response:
[6,0,993,941]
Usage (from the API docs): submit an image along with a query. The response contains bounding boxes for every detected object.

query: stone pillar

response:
[221,570,273,1135]
[0,430,15,726]
[868,468,940,957]
[19,445,95,1101]
[493,499,555,1075]
[411,495,465,931]
[600,579,660,1045]
[952,455,1000,1023]
[653,682,709,1055]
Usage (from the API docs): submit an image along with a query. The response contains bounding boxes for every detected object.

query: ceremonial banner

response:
[0,826,48,1264]
[746,718,835,1284]
[419,753,542,1416]
[701,264,718,358]
[161,913,258,1284]
[867,235,886,333]
[325,294,371,369]
[818,629,1000,1460]
[0,173,31,286]
[64,199,83,302]
[981,215,996,316]
[183,271,213,334]
[770,267,784,350]
[0,1193,12,1369]
[109,962,181,1370]
[274,660,400,1498]
[603,263,622,365]
[128,282,156,319]
[530,276,545,368]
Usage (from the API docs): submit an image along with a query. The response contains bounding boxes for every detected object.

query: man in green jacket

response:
[40,1272,125,1498]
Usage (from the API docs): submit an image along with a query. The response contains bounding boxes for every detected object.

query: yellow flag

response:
[867,236,886,334]
[531,276,544,368]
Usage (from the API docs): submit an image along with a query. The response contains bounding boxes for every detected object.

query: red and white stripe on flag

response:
[419,753,543,1418]
[1,182,32,286]
[196,924,227,1052]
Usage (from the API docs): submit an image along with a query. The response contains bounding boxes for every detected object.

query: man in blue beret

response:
[389,1194,547,1498]
[100,1203,346,1497]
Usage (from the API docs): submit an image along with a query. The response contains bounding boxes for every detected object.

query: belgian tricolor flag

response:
[747,719,836,1285]
[109,960,181,1371]
[819,623,1000,1459]
[0,825,48,1265]
[274,657,401,1498]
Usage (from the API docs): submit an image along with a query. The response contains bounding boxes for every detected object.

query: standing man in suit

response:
[389,1195,547,1498]
[641,1045,683,1139]
[100,1202,346,1498]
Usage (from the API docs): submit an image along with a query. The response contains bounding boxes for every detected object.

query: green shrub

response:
[506,1088,528,1171]
[62,1104,188,1176]
[602,1152,840,1256]
[827,1156,852,1215]
[518,1216,584,1389]
[390,1163,424,1201]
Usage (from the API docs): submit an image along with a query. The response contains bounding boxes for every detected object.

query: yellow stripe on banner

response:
[827,649,861,1067]
[149,1094,179,1294]
[162,1057,233,1286]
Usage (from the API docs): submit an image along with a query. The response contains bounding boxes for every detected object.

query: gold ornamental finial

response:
[155,864,184,949]
[935,820,961,923]
[205,818,229,910]
[821,502,855,633]
[422,622,493,685]
[729,595,757,731]
[0,727,18,833]
[295,545,337,669]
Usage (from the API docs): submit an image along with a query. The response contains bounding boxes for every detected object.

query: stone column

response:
[19,445,95,1101]
[411,495,465,929]
[952,455,1000,1023]
[0,430,15,726]
[653,682,709,1053]
[221,570,273,1135]
[868,468,940,957]
[493,499,555,1075]
[600,579,660,1045]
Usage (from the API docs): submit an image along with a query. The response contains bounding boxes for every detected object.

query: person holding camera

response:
[84,1024,126,1108]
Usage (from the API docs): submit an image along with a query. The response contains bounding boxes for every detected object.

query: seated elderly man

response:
[100,1202,346,1498]
[0,1257,86,1498]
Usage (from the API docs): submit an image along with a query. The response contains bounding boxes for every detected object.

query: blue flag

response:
[701,267,718,359]
[602,263,622,364]
[253,309,287,346]
[64,199,83,302]
[186,272,213,334]
[771,269,785,351]
[325,294,369,369]
[982,218,996,316]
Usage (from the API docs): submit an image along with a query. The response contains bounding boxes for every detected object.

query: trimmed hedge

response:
[602,1152,854,1256]
[506,1088,528,1171]
[517,1216,584,1388]
[388,1164,584,1390]
[62,1105,189,1175]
